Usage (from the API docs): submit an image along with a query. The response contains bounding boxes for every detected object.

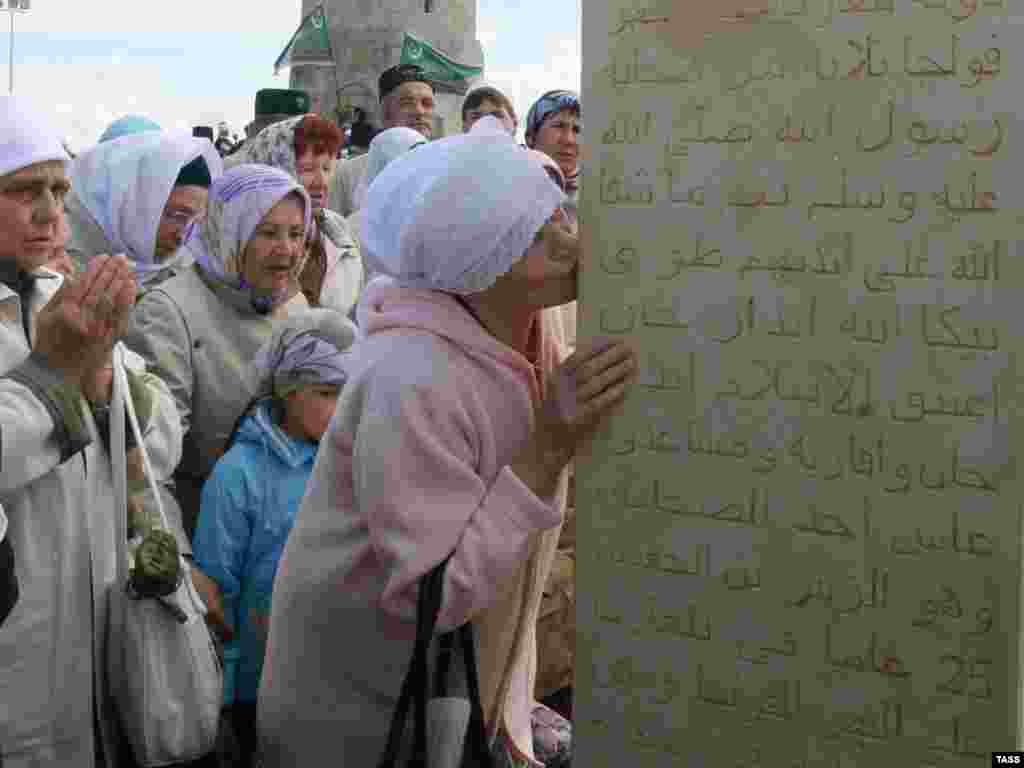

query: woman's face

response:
[241,194,306,297]
[503,211,580,308]
[532,109,580,178]
[295,148,335,212]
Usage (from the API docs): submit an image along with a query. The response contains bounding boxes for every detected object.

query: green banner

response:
[274,5,334,75]
[400,33,482,83]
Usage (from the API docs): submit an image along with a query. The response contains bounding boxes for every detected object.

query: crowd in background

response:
[0,59,635,768]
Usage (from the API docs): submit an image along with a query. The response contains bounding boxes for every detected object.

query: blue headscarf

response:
[524,90,581,145]
[524,90,582,193]
[99,115,161,143]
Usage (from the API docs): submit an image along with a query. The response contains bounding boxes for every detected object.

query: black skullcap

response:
[378,64,434,102]
[175,155,212,189]
[350,121,376,149]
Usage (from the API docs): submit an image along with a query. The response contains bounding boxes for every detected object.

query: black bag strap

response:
[458,621,492,765]
[378,556,448,768]
[377,556,494,768]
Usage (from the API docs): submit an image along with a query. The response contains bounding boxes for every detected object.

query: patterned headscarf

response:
[237,115,353,249]
[251,308,357,398]
[184,164,311,311]
[524,90,581,193]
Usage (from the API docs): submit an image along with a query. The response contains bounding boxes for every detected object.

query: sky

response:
[5,0,580,152]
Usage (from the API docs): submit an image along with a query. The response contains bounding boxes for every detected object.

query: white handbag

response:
[107,342,223,766]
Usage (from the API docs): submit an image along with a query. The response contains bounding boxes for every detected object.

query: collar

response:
[0,263,58,299]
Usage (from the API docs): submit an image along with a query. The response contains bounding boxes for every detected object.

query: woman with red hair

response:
[237,113,364,317]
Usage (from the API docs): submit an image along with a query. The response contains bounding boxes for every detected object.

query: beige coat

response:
[123,265,308,535]
[0,271,182,768]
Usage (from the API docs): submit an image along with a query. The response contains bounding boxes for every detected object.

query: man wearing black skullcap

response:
[329,63,435,216]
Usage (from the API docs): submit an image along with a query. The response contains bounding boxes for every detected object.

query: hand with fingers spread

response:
[33,254,137,391]
[512,337,636,499]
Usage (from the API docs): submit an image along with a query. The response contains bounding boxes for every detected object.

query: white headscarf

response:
[353,126,427,210]
[360,116,564,295]
[0,94,66,177]
[68,131,223,281]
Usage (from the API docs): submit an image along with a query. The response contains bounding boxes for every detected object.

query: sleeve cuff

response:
[7,353,91,463]
[494,465,563,532]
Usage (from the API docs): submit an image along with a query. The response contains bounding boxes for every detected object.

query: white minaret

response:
[290,0,484,136]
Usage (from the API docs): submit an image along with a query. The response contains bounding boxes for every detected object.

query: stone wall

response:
[289,0,483,137]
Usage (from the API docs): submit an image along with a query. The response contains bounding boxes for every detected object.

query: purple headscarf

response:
[185,163,311,308]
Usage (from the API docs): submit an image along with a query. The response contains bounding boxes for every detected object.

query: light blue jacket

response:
[192,399,317,705]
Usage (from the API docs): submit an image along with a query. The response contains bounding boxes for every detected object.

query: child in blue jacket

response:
[192,309,355,766]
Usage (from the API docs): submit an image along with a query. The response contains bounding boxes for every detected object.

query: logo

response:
[406,41,423,60]
[994,753,1024,766]
[311,11,324,29]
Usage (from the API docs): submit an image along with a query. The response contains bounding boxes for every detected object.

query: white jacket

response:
[0,271,183,767]
[328,153,368,218]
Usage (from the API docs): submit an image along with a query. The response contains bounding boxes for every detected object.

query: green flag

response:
[274,5,334,76]
[400,33,482,85]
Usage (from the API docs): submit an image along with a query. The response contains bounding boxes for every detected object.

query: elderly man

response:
[0,94,184,767]
[329,63,435,216]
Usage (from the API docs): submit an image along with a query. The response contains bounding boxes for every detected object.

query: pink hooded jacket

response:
[259,280,569,767]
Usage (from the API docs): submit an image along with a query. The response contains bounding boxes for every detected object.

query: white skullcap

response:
[360,115,564,295]
[0,94,67,178]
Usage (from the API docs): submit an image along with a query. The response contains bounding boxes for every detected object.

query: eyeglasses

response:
[162,208,204,229]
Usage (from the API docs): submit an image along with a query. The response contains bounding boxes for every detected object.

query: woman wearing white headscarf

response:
[346,126,426,261]
[258,118,635,767]
[64,130,223,289]
[124,164,312,554]
[235,114,363,316]
[352,126,426,211]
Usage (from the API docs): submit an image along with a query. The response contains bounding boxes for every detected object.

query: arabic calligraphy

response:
[739,235,853,284]
[602,112,655,145]
[890,508,996,557]
[889,383,999,424]
[715,357,872,417]
[599,164,656,206]
[610,46,703,86]
[610,7,671,37]
[789,565,890,616]
[912,0,1006,23]
[921,304,1000,351]
[583,0,1024,761]
[592,539,711,578]
[929,716,988,758]
[911,585,994,636]
[831,699,904,742]
[824,625,911,678]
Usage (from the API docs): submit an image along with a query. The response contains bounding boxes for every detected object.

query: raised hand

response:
[33,254,136,390]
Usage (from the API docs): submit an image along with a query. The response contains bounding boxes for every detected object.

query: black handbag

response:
[378,556,494,768]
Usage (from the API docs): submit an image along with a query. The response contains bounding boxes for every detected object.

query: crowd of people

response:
[0,61,635,768]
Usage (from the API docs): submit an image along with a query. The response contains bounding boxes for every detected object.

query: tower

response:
[289,0,484,137]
